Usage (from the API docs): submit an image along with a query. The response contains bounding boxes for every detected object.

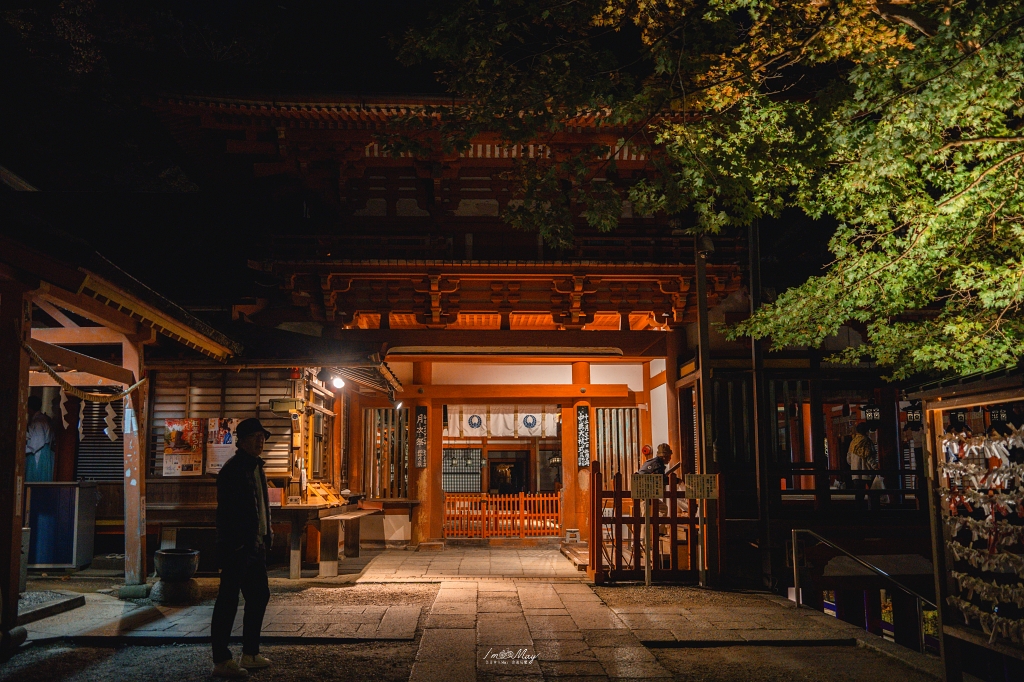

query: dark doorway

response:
[489,460,527,494]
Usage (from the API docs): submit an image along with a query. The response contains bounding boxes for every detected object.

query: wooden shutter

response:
[148,370,294,477]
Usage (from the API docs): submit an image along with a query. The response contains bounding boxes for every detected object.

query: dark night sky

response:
[0,2,833,311]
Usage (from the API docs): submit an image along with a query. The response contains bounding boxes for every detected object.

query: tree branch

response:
[873,3,940,38]
[937,150,1024,208]
[938,136,1024,151]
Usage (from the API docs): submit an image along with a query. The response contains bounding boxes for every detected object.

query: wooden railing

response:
[443,492,561,538]
[590,462,698,583]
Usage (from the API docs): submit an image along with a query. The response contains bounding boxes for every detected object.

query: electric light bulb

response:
[332,377,345,388]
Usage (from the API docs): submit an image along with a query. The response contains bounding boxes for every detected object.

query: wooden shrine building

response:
[140,92,934,600]
[0,94,937,655]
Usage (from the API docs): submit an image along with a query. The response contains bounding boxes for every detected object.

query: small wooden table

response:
[316,508,382,577]
[271,503,336,579]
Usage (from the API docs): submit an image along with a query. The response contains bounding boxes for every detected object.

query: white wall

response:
[397,362,647,388]
[432,364,573,384]
[649,358,666,377]
[590,364,644,392]
[388,362,414,387]
[650,383,669,447]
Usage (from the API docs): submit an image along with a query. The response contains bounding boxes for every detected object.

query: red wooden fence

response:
[589,461,698,583]
[444,492,561,538]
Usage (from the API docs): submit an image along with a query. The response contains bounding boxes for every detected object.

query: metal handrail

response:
[791,528,937,609]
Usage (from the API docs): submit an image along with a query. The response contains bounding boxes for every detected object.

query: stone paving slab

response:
[25,592,419,643]
[361,548,583,581]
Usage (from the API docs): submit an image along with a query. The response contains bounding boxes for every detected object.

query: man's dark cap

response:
[236,418,271,440]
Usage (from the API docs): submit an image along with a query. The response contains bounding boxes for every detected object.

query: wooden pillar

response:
[665,331,682,458]
[0,283,30,651]
[865,589,884,636]
[561,405,578,534]
[925,404,964,681]
[569,362,592,543]
[835,589,867,629]
[891,588,922,652]
[122,339,146,585]
[410,362,439,546]
[809,380,829,511]
[413,362,432,386]
[427,401,444,541]
[695,238,721,586]
[571,361,590,385]
[349,392,363,494]
[640,362,653,446]
[876,386,899,482]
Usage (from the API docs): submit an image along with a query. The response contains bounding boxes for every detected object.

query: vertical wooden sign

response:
[576,405,591,467]
[414,405,428,468]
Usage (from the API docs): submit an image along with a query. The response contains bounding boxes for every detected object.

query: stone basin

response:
[154,548,200,582]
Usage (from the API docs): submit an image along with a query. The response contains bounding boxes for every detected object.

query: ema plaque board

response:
[631,474,665,500]
[684,474,719,499]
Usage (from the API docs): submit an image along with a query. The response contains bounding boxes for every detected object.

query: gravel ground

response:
[593,584,772,608]
[17,591,68,610]
[652,645,937,682]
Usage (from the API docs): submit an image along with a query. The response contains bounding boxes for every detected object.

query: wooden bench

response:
[317,508,382,577]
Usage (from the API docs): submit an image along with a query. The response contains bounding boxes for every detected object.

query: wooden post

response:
[925,403,963,681]
[122,339,146,585]
[427,401,444,542]
[809,380,829,511]
[560,404,578,534]
[0,283,30,652]
[695,238,721,587]
[519,491,525,539]
[640,361,653,447]
[571,361,592,545]
[665,330,682,459]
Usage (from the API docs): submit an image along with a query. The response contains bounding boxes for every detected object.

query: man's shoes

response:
[212,660,249,679]
[239,654,272,670]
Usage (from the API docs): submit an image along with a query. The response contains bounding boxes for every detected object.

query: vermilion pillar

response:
[565,362,592,542]
[410,362,434,545]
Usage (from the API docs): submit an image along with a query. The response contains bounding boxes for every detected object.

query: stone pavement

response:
[408,580,943,681]
[25,593,419,643]
[359,547,583,581]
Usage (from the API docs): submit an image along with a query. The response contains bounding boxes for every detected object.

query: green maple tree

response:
[402,1,1024,379]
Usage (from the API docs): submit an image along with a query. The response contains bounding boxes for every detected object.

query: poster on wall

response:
[576,405,591,467]
[414,406,428,468]
[163,418,204,476]
[206,418,239,474]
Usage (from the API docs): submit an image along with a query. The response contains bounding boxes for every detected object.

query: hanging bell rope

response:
[22,339,147,403]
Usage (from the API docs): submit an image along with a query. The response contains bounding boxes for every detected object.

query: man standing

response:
[25,395,55,482]
[211,418,274,679]
[637,443,673,475]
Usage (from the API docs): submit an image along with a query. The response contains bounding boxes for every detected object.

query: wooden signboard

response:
[414,406,428,468]
[684,474,719,499]
[576,405,591,467]
[631,474,665,500]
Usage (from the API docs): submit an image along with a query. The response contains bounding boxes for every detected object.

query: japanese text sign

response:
[631,474,665,500]
[684,474,719,499]
[576,405,590,467]
[414,406,428,468]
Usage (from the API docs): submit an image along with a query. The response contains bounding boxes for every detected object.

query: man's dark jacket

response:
[637,456,667,475]
[216,449,272,555]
